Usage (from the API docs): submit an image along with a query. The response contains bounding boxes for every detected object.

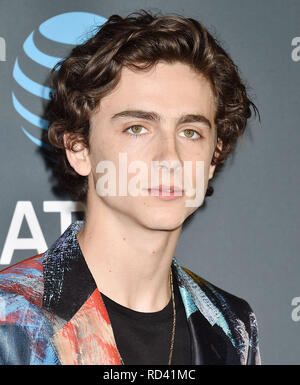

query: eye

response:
[179,129,201,140]
[124,125,148,136]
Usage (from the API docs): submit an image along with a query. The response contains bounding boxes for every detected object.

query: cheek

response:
[187,153,214,191]
[89,137,119,170]
[89,125,121,158]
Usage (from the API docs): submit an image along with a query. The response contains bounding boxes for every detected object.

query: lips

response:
[148,185,184,193]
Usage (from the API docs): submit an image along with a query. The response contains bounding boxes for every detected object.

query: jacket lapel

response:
[42,220,122,365]
[186,309,241,364]
[173,261,241,365]
[50,288,121,365]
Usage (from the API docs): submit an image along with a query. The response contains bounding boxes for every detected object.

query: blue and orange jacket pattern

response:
[0,220,261,365]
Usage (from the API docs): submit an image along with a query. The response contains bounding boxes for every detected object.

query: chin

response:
[139,211,186,231]
[144,222,183,231]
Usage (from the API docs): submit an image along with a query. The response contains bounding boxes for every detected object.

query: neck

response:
[77,196,182,313]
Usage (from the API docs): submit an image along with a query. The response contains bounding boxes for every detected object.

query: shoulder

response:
[180,265,261,364]
[181,265,255,319]
[0,254,44,307]
[0,255,58,364]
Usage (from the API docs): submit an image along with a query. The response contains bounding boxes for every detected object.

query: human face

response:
[87,61,219,230]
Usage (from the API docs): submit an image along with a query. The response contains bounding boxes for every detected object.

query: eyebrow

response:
[110,110,212,129]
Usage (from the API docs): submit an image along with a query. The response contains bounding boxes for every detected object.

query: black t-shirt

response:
[100,265,192,365]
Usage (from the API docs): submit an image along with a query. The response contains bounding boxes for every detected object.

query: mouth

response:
[145,184,184,199]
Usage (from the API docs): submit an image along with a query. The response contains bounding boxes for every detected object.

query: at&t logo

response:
[12,12,106,149]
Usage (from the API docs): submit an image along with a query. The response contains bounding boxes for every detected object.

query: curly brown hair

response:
[45,9,259,202]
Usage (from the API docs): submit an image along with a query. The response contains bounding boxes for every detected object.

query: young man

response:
[0,10,261,365]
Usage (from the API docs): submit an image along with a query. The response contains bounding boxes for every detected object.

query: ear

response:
[64,133,91,176]
[208,138,223,180]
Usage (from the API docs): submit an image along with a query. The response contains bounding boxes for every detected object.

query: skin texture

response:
[65,61,222,312]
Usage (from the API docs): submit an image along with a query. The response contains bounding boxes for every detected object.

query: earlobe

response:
[64,133,91,177]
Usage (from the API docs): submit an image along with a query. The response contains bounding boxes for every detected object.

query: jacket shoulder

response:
[180,265,261,364]
[0,255,59,364]
[0,254,44,308]
[181,265,253,317]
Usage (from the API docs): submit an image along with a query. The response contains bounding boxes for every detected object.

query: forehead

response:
[98,61,216,120]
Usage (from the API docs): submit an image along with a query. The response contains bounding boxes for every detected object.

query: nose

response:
[152,129,183,175]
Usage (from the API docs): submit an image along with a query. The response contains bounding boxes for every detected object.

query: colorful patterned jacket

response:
[0,220,261,365]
